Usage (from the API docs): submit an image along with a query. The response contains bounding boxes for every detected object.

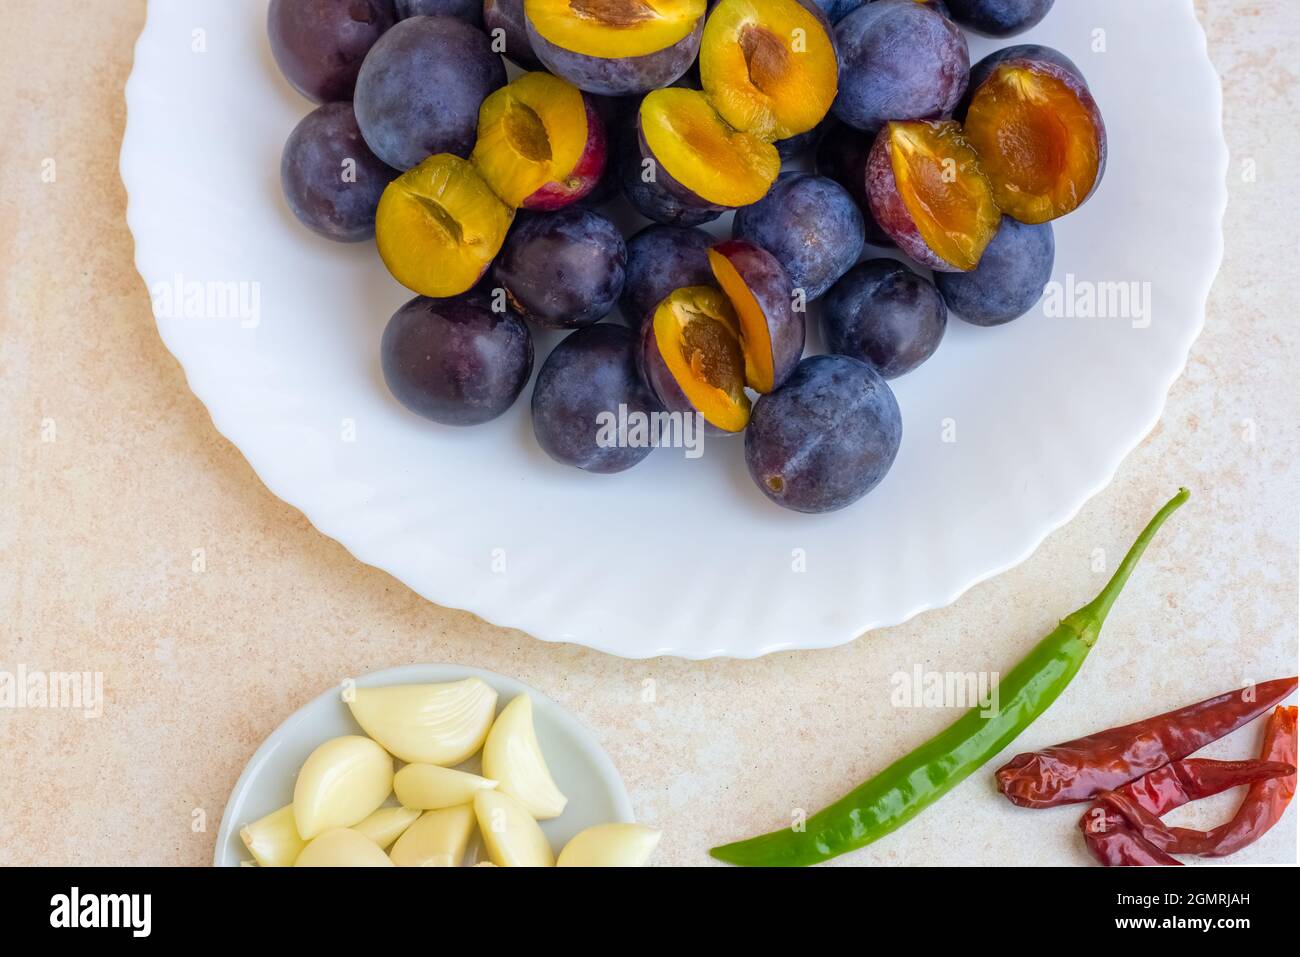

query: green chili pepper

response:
[710,488,1191,867]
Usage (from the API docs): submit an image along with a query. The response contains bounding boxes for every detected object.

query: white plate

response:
[122,0,1226,659]
[213,663,633,866]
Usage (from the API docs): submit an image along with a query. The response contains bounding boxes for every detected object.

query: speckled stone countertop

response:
[1,1,1296,866]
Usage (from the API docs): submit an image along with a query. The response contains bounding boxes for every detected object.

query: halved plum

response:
[639,286,751,434]
[962,48,1106,224]
[866,120,1000,273]
[699,0,839,142]
[707,240,804,392]
[618,116,724,225]
[637,88,781,209]
[376,154,515,298]
[524,0,706,95]
[471,72,607,210]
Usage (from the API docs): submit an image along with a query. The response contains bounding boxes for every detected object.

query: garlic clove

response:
[292,735,394,840]
[347,679,498,766]
[473,790,555,867]
[352,805,422,850]
[556,823,662,867]
[480,695,568,820]
[388,805,477,867]
[393,763,497,810]
[294,828,395,867]
[239,804,307,868]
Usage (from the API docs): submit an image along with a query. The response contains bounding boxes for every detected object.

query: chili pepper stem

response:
[1069,488,1190,644]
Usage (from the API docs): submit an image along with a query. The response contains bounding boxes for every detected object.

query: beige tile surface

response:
[0,1,1296,866]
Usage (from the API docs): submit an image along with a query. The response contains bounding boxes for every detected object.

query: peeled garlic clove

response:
[295,828,395,867]
[348,679,498,765]
[394,764,497,810]
[352,805,422,850]
[389,805,477,867]
[292,735,394,840]
[556,824,662,867]
[481,695,568,820]
[473,790,554,867]
[239,804,306,868]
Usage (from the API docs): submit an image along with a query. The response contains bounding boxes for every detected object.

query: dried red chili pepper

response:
[1078,757,1293,866]
[997,676,1297,808]
[1165,705,1297,857]
[1117,757,1296,816]
[1080,804,1183,867]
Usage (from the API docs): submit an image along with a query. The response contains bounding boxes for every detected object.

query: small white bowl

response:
[213,663,633,866]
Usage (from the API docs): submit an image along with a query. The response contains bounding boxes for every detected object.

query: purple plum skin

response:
[774,116,832,161]
[268,0,398,104]
[354,16,506,169]
[525,17,703,96]
[822,259,947,378]
[493,209,627,329]
[281,102,398,242]
[483,0,544,69]
[935,217,1054,326]
[396,0,483,26]
[617,120,723,226]
[808,0,865,23]
[575,95,635,208]
[712,239,805,391]
[945,0,1052,37]
[532,324,662,473]
[732,173,864,300]
[745,355,902,513]
[621,225,716,331]
[868,0,949,14]
[832,0,970,131]
[815,122,893,247]
[381,294,534,426]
